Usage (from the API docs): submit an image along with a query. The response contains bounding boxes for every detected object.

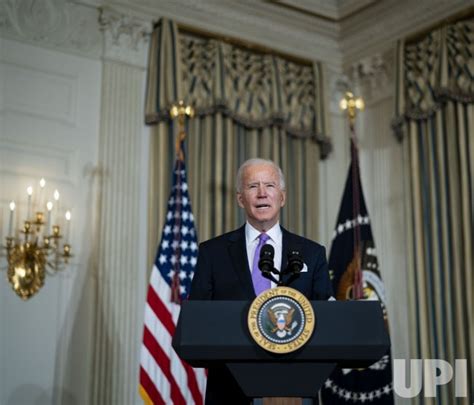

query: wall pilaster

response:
[92,8,151,404]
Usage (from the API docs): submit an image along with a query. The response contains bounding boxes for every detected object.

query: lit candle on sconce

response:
[27,186,33,219]
[8,201,15,236]
[53,190,60,225]
[39,178,46,212]
[65,210,71,242]
[46,201,53,235]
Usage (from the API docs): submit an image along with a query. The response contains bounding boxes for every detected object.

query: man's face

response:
[237,163,286,231]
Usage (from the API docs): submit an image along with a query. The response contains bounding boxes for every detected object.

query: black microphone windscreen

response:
[287,250,303,273]
[260,244,274,258]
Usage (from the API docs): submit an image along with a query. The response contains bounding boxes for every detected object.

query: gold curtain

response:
[147,19,328,269]
[394,19,473,404]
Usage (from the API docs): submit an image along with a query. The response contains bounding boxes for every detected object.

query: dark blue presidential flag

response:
[321,140,394,404]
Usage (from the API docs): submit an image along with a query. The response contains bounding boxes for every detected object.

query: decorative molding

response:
[0,0,102,58]
[340,0,471,65]
[106,0,343,66]
[0,139,79,183]
[103,0,471,70]
[1,61,78,125]
[99,7,152,67]
[273,0,379,20]
[349,51,393,105]
[326,51,393,114]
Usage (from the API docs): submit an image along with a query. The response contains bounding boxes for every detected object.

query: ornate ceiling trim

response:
[0,0,102,58]
[99,6,152,67]
[103,0,344,67]
[340,0,473,66]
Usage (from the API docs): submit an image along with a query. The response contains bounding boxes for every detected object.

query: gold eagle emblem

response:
[268,307,296,334]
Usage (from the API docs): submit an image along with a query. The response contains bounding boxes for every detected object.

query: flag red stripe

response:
[147,285,175,335]
[145,289,203,405]
[180,359,204,405]
[139,366,166,405]
[146,281,203,404]
[143,326,186,405]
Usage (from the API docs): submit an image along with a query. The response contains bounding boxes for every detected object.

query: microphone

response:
[258,244,275,276]
[285,250,304,275]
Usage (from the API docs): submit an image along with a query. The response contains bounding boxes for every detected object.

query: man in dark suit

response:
[189,158,333,405]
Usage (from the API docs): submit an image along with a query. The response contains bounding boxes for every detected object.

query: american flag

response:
[139,155,207,405]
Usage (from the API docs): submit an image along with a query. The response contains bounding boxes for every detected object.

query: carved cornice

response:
[0,0,102,58]
[326,51,393,114]
[340,0,471,65]
[99,7,152,67]
[349,52,393,105]
[105,0,343,67]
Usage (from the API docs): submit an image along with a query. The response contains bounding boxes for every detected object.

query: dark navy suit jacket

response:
[188,225,333,404]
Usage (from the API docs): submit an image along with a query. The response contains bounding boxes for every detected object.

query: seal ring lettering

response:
[247,286,315,354]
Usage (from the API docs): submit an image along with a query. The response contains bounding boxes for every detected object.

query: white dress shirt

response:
[245,222,282,287]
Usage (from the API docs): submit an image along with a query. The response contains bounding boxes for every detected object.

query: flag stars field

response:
[159,254,167,264]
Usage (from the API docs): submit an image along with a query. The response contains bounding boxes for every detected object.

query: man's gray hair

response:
[236,158,286,192]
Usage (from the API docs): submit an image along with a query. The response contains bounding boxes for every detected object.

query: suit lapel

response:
[281,227,290,271]
[227,226,255,298]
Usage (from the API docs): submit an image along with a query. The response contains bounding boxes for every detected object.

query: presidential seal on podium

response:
[248,287,315,354]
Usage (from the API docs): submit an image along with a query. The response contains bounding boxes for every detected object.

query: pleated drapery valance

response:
[392,18,474,139]
[145,19,331,158]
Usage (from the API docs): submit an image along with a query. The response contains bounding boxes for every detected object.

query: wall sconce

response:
[4,178,73,300]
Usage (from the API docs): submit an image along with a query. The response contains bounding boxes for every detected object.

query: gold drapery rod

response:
[405,6,474,45]
[176,22,313,67]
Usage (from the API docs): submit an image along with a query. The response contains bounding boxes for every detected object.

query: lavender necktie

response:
[251,233,271,295]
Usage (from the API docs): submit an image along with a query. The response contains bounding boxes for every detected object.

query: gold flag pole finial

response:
[339,91,365,130]
[170,101,195,161]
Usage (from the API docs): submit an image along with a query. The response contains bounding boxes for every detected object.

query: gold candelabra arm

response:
[5,236,14,251]
[63,244,72,263]
[43,236,51,250]
[33,212,45,232]
[23,221,32,237]
[51,225,61,240]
